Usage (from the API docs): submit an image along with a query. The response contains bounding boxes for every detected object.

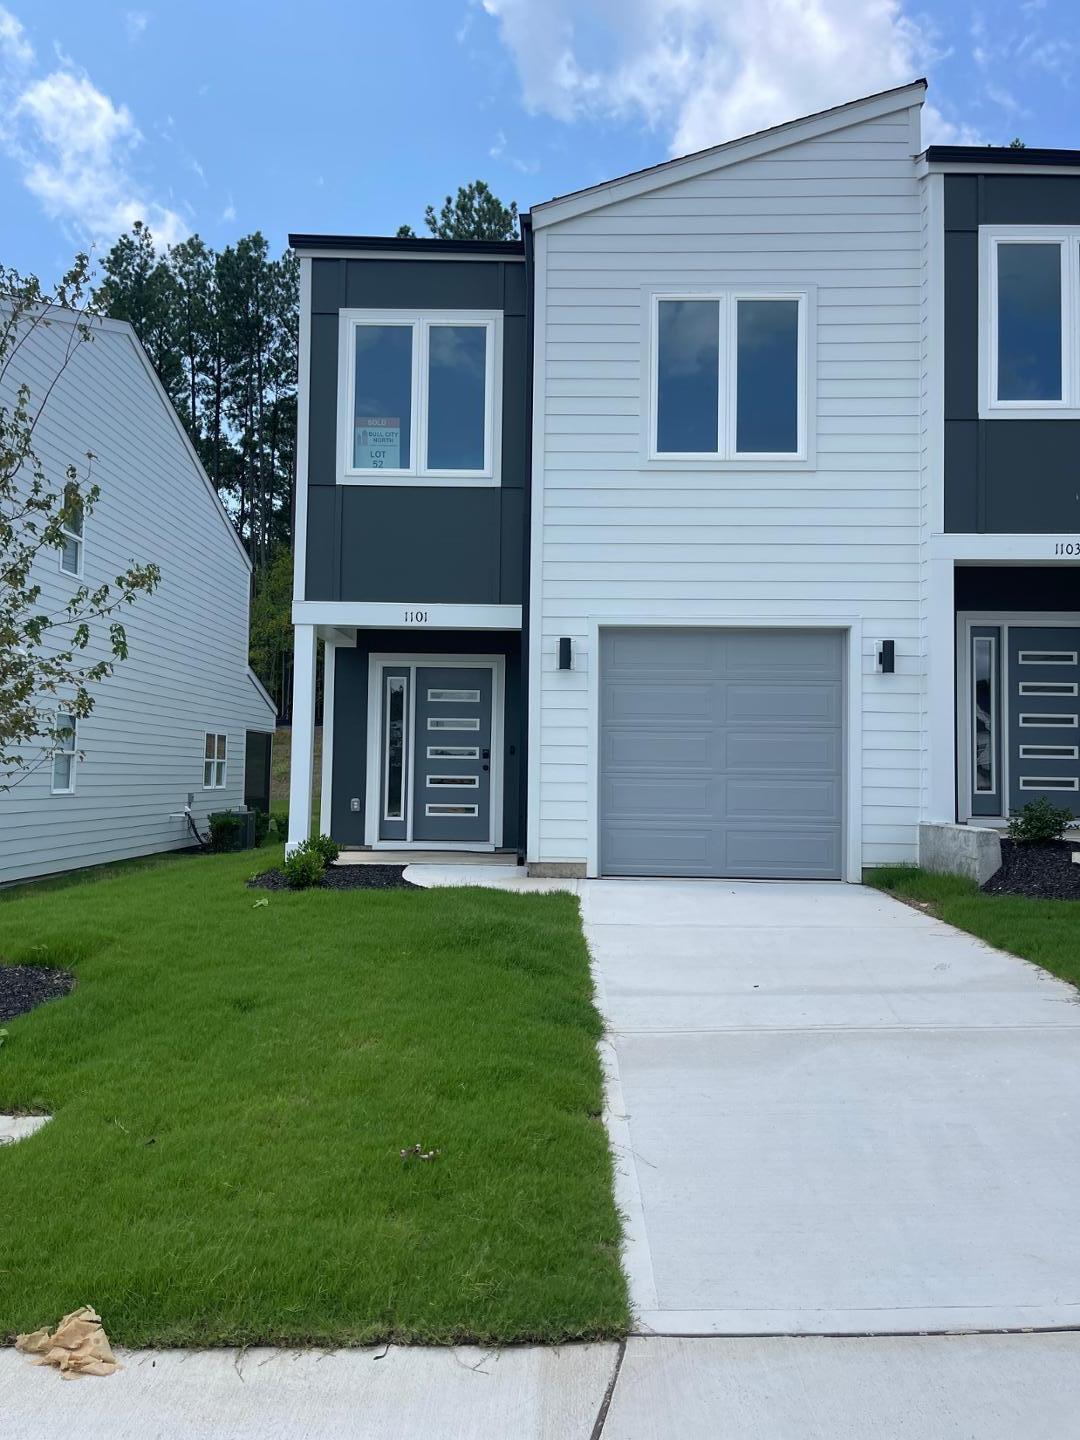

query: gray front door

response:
[1007,627,1080,817]
[412,667,492,843]
[600,629,844,879]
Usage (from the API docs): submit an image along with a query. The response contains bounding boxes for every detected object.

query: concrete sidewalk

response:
[5,1334,1080,1438]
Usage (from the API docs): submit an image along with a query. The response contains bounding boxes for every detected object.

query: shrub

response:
[271,812,289,843]
[281,847,325,890]
[301,833,340,865]
[1008,797,1074,844]
[253,811,271,848]
[208,812,244,853]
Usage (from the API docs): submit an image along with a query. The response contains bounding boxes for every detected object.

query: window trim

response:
[980,227,1080,418]
[51,710,77,795]
[647,288,811,465]
[337,308,502,486]
[202,731,228,790]
[972,633,998,796]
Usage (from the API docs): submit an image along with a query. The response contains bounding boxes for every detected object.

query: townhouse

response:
[287,81,1080,880]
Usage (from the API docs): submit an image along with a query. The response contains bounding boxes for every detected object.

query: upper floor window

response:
[983,229,1080,417]
[338,310,501,485]
[58,493,83,577]
[651,291,808,461]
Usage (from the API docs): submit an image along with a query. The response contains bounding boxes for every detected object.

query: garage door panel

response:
[600,628,844,879]
[725,681,841,725]
[726,729,842,772]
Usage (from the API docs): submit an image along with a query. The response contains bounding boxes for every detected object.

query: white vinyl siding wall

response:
[0,317,276,885]
[531,101,925,870]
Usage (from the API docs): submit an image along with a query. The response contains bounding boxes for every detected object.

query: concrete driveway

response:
[583,879,1080,1336]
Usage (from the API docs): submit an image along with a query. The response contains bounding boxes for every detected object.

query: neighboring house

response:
[286,234,528,854]
[289,81,1080,879]
[0,310,276,886]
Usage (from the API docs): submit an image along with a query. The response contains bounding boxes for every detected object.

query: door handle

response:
[482,749,490,759]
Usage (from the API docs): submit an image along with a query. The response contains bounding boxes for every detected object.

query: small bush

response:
[1008,797,1074,844]
[209,812,244,853]
[281,848,325,890]
[301,833,340,865]
[253,811,271,848]
[271,812,289,843]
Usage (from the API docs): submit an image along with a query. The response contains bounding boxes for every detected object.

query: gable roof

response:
[530,80,927,229]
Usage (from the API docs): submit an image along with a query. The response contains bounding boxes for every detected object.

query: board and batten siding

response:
[0,315,275,885]
[530,98,925,872]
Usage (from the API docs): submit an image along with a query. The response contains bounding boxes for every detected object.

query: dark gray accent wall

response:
[328,630,523,849]
[304,255,527,605]
[944,174,1080,533]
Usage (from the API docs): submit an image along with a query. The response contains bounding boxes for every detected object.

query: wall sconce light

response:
[877,640,895,674]
[558,637,573,671]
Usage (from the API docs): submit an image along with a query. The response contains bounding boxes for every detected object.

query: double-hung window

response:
[983,228,1080,416]
[203,732,227,789]
[58,493,83,577]
[51,711,77,794]
[651,291,809,461]
[339,310,501,484]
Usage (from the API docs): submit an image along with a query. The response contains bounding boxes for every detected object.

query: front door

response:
[1007,627,1080,816]
[376,664,493,844]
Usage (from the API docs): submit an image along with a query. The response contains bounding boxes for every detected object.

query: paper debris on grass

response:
[15,1306,121,1378]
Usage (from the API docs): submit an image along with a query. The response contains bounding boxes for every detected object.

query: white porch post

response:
[287,624,317,855]
[926,556,957,823]
[319,642,336,836]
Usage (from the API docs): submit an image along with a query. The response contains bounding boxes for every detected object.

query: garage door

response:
[600,629,844,879]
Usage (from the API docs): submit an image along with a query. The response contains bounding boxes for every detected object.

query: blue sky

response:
[1,0,1079,282]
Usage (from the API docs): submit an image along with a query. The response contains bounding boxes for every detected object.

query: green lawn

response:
[866,865,1080,991]
[0,850,628,1348]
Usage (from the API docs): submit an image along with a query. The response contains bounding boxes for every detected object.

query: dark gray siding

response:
[305,255,527,604]
[328,630,523,848]
[944,174,1080,533]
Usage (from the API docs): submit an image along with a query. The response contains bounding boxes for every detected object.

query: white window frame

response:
[51,710,77,795]
[203,731,227,790]
[337,308,502,486]
[58,501,84,578]
[647,289,811,465]
[980,227,1080,418]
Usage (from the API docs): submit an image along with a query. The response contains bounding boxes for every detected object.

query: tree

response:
[1009,138,1026,149]
[1,255,160,788]
[397,180,519,240]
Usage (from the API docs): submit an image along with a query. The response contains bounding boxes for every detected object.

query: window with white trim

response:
[983,228,1080,416]
[203,732,227,789]
[339,310,500,483]
[651,292,807,460]
[58,493,83,577]
[51,711,77,794]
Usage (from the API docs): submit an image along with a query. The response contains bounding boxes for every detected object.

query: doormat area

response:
[247,865,417,893]
[982,840,1080,901]
[0,965,76,1023]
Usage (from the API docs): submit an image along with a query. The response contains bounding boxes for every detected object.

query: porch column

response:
[925,556,956,823]
[287,623,317,855]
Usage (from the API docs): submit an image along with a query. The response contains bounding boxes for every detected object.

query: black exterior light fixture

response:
[558,637,573,671]
[878,640,896,674]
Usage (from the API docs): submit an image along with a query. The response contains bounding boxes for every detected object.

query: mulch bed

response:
[0,965,76,1023]
[248,865,417,893]
[982,839,1080,900]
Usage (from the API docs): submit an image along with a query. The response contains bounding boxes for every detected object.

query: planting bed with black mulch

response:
[982,839,1080,900]
[0,965,76,1023]
[248,864,417,893]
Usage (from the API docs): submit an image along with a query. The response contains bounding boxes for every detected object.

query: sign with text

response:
[354,416,401,469]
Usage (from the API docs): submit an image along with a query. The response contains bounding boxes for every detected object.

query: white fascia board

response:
[292,256,312,604]
[292,601,522,630]
[247,667,277,719]
[932,535,1080,561]
[531,83,927,229]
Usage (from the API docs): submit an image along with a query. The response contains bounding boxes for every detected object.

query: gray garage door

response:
[600,629,844,879]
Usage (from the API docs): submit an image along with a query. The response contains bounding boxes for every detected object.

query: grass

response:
[0,849,628,1348]
[866,865,1080,991]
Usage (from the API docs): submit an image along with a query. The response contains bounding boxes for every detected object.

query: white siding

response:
[530,100,925,872]
[0,316,276,885]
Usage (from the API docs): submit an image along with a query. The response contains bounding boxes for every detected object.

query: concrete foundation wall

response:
[919,822,1002,886]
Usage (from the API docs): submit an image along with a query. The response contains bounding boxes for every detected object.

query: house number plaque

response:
[404,610,429,623]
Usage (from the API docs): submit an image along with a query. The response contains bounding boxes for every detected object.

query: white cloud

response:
[480,0,979,154]
[0,5,186,247]
[221,200,236,222]
[125,10,150,43]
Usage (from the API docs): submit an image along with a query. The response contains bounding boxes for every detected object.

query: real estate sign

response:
[354,416,401,469]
